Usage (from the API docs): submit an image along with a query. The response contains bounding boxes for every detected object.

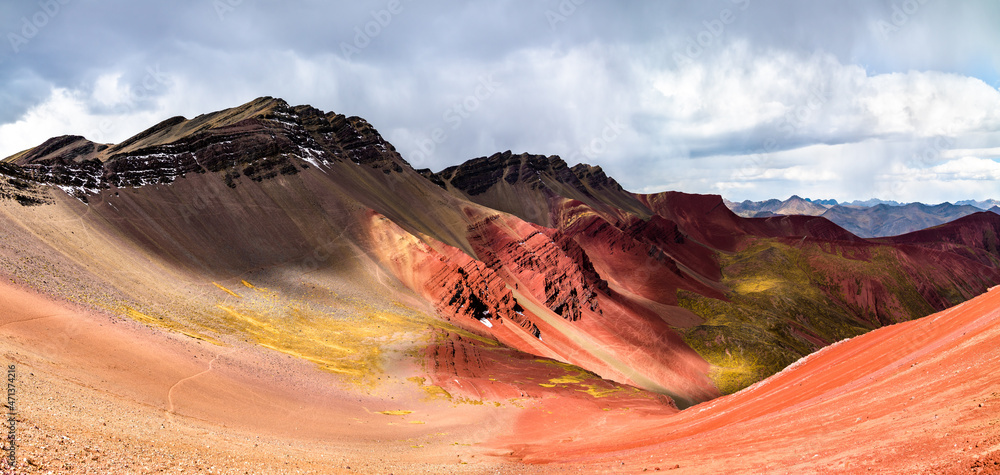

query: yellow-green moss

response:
[679,238,948,394]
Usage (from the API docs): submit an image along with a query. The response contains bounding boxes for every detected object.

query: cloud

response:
[0,76,178,154]
[1,0,999,203]
[942,147,1000,160]
[906,156,1000,181]
[0,89,106,154]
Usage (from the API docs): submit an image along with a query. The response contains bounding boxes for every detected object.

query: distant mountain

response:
[956,199,1000,210]
[725,195,829,218]
[990,205,1000,215]
[818,202,983,238]
[842,198,905,207]
[726,196,994,238]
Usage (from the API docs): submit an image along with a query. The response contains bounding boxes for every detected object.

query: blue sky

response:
[1,0,998,202]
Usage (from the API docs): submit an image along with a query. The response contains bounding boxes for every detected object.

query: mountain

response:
[726,196,989,238]
[990,205,1000,214]
[3,98,999,402]
[842,198,905,207]
[2,97,1000,471]
[805,197,838,206]
[423,152,1000,393]
[820,202,984,238]
[956,198,1000,210]
[725,195,829,217]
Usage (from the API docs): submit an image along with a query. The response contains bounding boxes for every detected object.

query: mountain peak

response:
[726,194,828,217]
[433,151,571,196]
[106,96,297,157]
[430,150,633,200]
[423,151,646,226]
[1,97,408,200]
[9,135,109,166]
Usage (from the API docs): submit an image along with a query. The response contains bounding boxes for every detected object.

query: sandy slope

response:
[0,280,534,474]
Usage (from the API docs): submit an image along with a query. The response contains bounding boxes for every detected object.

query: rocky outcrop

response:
[0,162,52,206]
[433,151,576,196]
[466,215,607,322]
[570,163,624,194]
[424,248,539,338]
[366,211,542,339]
[423,151,649,228]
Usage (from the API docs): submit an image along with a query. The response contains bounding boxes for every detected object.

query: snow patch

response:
[297,146,328,172]
[55,185,98,203]
[267,112,299,128]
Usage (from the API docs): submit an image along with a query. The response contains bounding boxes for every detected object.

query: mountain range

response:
[726,195,999,238]
[957,198,1000,209]
[1,97,999,472]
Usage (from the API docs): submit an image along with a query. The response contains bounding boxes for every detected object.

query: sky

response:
[1,0,999,203]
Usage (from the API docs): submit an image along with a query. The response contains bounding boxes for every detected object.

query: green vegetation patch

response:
[679,238,939,395]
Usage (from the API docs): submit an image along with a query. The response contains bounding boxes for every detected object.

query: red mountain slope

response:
[495,285,1000,473]
[425,152,1000,393]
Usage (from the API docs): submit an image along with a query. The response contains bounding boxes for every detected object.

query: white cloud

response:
[641,44,1000,150]
[0,86,177,158]
[899,156,1000,181]
[619,43,1000,202]
[0,89,98,156]
[91,73,129,108]
[941,147,1000,160]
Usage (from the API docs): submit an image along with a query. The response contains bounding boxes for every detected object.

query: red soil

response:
[368,209,720,408]
[496,286,1000,473]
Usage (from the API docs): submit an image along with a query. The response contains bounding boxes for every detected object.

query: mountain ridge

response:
[2,96,999,404]
[727,195,992,238]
